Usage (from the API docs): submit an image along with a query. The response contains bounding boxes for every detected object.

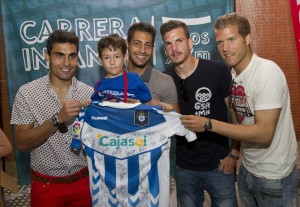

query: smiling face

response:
[162,27,193,66]
[46,42,78,82]
[214,24,252,73]
[100,47,126,78]
[128,31,154,69]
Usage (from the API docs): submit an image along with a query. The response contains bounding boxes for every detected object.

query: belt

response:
[31,167,89,184]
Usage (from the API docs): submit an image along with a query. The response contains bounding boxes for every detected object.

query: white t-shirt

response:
[231,54,297,179]
[71,101,196,207]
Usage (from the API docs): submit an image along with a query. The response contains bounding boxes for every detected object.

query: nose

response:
[110,57,115,65]
[139,44,146,53]
[223,41,230,52]
[171,42,178,51]
[63,56,70,66]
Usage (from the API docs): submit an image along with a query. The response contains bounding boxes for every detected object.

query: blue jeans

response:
[176,166,238,207]
[238,164,298,207]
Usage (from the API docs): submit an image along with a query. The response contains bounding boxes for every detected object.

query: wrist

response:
[51,114,60,127]
[228,152,239,161]
[51,114,68,133]
[204,118,212,132]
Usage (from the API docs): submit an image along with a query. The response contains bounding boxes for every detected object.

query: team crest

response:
[134,110,149,127]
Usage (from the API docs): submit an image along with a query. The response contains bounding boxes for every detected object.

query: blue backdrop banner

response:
[1,0,233,184]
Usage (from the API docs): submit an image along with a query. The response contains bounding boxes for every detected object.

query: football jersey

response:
[71,101,196,207]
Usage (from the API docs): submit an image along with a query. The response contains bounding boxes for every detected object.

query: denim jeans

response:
[176,166,238,207]
[238,164,298,207]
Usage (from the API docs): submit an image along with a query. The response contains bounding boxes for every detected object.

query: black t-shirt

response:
[164,58,232,171]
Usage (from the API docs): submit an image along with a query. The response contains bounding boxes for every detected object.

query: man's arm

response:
[218,97,240,174]
[15,100,82,151]
[180,108,281,145]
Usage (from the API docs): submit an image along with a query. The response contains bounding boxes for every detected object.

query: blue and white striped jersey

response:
[71,101,196,207]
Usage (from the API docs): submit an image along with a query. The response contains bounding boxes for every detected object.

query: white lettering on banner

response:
[20,18,126,44]
[19,15,213,71]
[57,19,72,31]
[20,20,53,44]
[76,18,93,41]
[22,46,98,71]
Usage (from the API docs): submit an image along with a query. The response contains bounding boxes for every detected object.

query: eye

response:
[133,41,141,47]
[55,53,63,58]
[228,37,236,42]
[145,43,153,48]
[164,42,171,47]
[69,53,78,59]
[216,41,223,46]
[102,56,110,61]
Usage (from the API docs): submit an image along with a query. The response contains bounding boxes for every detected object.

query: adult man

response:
[160,20,239,207]
[10,30,93,207]
[126,22,179,206]
[180,13,298,207]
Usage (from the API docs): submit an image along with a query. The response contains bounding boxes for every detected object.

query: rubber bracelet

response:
[228,153,239,160]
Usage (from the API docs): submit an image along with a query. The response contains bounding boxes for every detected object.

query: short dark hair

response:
[160,20,190,39]
[97,34,127,57]
[46,30,79,54]
[214,12,251,37]
[127,22,156,45]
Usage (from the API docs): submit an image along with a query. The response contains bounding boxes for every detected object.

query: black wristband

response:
[228,153,239,160]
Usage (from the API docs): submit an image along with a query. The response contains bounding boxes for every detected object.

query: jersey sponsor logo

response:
[134,110,149,127]
[98,134,147,149]
[92,115,108,120]
[194,87,211,116]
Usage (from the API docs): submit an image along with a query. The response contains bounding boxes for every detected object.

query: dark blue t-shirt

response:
[164,58,232,171]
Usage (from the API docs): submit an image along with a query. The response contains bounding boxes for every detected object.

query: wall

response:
[236,0,300,139]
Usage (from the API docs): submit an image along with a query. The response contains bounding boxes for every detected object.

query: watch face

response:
[204,119,212,131]
[51,115,59,127]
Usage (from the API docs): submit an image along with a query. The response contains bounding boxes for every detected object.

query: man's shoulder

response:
[161,67,176,77]
[74,79,94,94]
[200,58,226,68]
[76,79,93,88]
[18,75,47,91]
[150,69,173,80]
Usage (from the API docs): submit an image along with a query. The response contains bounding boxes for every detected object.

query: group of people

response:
[8,12,298,207]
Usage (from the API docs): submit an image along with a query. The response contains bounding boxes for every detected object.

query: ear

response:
[245,34,251,46]
[124,51,128,65]
[45,52,50,62]
[98,56,103,66]
[188,38,193,50]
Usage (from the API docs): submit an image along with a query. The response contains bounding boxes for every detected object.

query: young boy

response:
[91,34,172,111]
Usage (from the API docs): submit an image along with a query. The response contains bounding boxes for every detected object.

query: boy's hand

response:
[81,98,92,107]
[161,103,173,112]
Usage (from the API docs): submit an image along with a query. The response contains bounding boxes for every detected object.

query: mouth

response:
[223,52,233,58]
[171,52,181,58]
[135,54,148,60]
[61,68,71,72]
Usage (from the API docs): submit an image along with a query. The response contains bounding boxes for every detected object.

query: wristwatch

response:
[51,114,60,127]
[51,114,68,133]
[204,118,212,132]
